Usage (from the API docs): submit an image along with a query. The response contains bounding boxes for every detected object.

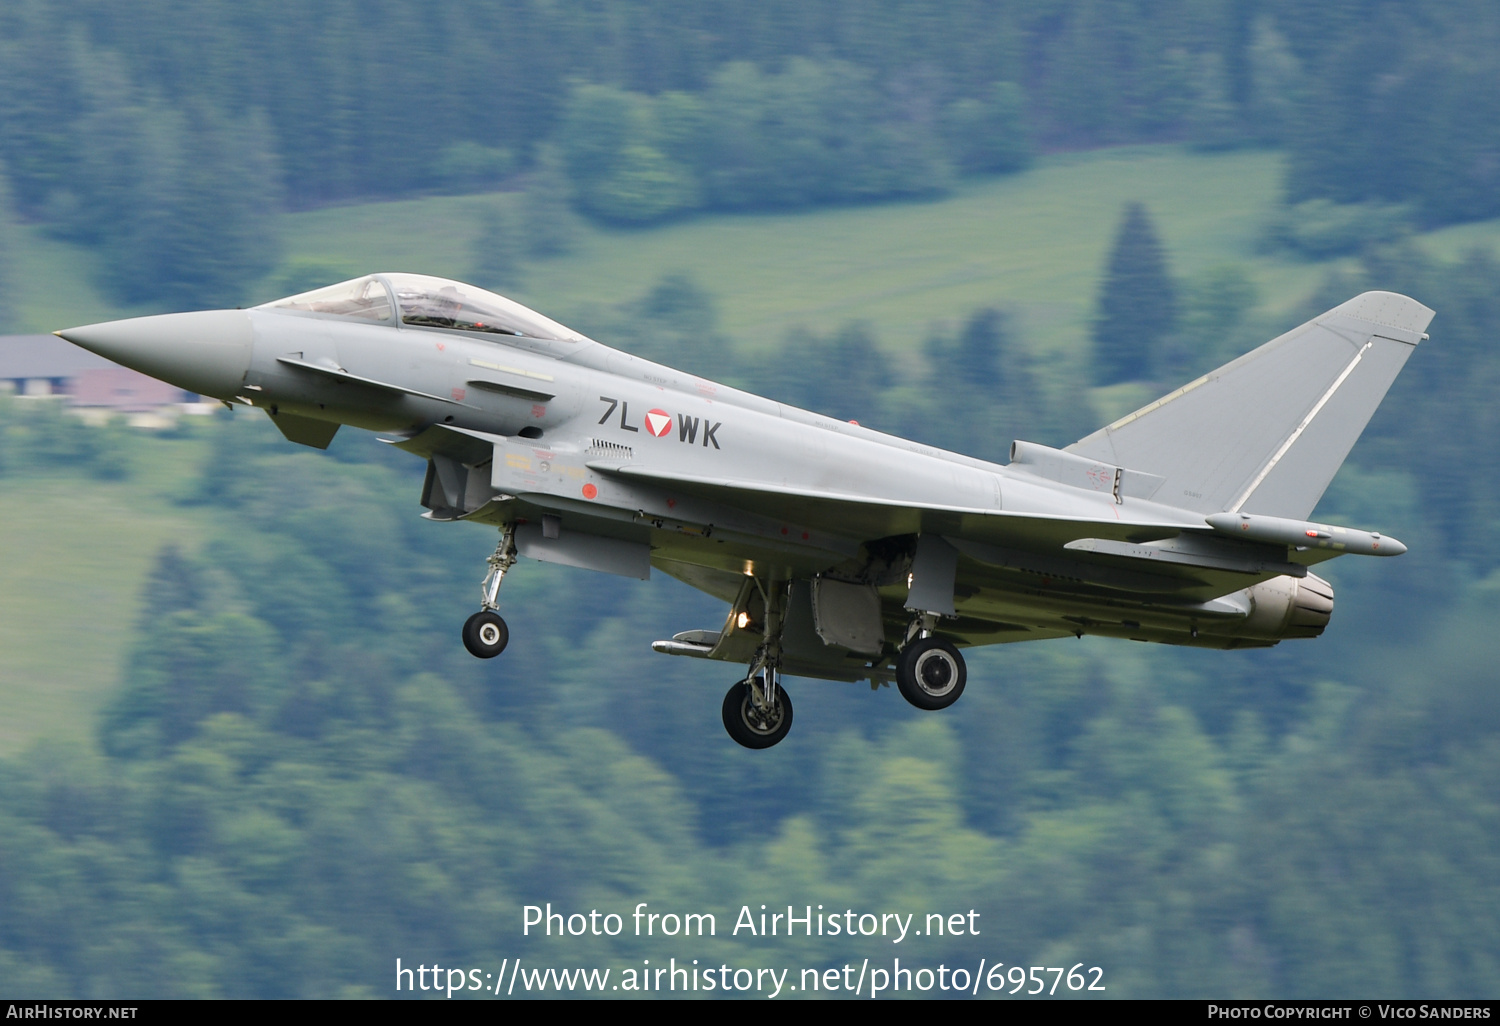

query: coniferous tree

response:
[823,322,893,424]
[923,309,1019,459]
[942,82,1033,176]
[1246,17,1303,145]
[468,204,522,293]
[0,12,75,219]
[1092,202,1178,385]
[637,273,717,341]
[55,37,138,247]
[137,545,208,628]
[85,96,281,309]
[0,165,13,332]
[1156,264,1259,383]
[769,321,891,425]
[520,144,580,258]
[1188,53,1239,150]
[162,105,282,308]
[1048,1,1118,144]
[594,272,726,369]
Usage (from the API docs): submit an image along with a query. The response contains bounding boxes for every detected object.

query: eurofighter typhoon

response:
[57,275,1432,748]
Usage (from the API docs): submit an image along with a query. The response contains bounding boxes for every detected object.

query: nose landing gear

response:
[463,525,516,659]
[463,610,509,658]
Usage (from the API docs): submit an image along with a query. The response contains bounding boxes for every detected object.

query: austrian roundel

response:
[644,408,672,438]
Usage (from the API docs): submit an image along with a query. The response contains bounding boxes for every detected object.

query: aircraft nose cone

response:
[55,309,253,400]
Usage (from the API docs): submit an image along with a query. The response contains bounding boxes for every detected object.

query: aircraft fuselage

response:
[56,274,1428,747]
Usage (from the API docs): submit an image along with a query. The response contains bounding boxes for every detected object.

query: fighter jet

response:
[56,274,1432,748]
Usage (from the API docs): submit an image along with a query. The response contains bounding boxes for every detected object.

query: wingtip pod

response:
[1331,291,1435,342]
[1205,512,1406,556]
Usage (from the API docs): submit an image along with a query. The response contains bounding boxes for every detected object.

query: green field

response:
[0,436,209,755]
[272,146,1319,370]
[4,142,1496,757]
[272,147,1295,354]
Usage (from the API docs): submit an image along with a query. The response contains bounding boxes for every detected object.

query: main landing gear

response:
[463,525,516,659]
[894,614,966,710]
[722,672,793,750]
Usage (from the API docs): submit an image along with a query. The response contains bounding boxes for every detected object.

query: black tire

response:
[895,636,966,710]
[721,678,793,749]
[463,610,509,658]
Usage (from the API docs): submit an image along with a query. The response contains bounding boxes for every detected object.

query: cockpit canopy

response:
[262,274,393,322]
[258,273,591,343]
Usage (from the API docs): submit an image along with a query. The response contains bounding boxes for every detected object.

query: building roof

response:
[69,366,189,409]
[0,334,119,380]
[0,334,195,406]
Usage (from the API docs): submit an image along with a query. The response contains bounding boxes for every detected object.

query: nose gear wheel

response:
[463,524,516,659]
[463,609,509,658]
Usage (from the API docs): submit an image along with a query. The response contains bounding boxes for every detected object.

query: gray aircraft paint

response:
[56,276,1431,694]
[1067,291,1433,520]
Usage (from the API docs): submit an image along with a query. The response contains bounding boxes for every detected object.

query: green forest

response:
[3,0,1500,308]
[1,0,1500,1000]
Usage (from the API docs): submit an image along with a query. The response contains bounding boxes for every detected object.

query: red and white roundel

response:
[644,408,672,438]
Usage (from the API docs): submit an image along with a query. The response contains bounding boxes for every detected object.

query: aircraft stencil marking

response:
[56,272,1432,749]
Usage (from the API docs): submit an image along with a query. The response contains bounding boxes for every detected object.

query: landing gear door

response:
[708,576,764,664]
[812,577,884,655]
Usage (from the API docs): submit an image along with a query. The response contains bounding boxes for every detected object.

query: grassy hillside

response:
[22,142,1500,355]
[273,147,1295,355]
[0,432,210,755]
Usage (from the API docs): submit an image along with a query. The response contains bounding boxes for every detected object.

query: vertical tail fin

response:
[1067,292,1434,519]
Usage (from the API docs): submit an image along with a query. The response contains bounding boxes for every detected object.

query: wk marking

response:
[599,397,720,449]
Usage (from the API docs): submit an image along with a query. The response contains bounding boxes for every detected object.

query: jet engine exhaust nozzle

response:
[1240,572,1335,641]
